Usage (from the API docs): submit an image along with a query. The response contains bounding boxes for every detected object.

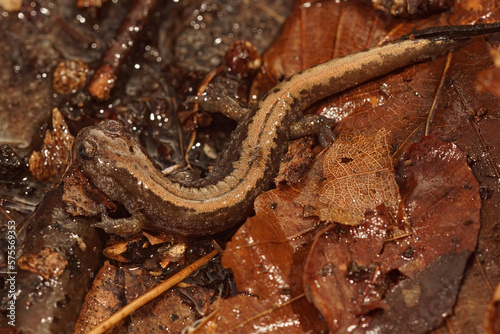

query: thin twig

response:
[88,0,158,100]
[86,249,219,334]
[425,52,452,136]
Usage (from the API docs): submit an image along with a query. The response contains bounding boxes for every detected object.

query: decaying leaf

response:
[74,262,125,334]
[316,130,402,225]
[28,108,74,182]
[385,134,481,276]
[453,116,500,331]
[366,251,472,333]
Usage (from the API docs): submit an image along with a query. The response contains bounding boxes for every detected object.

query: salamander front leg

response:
[93,205,145,235]
[290,114,335,147]
[186,94,248,122]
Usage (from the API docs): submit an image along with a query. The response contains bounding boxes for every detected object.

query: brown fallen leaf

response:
[75,261,125,334]
[384,134,481,276]
[365,251,472,333]
[451,115,500,331]
[316,129,402,226]
[211,189,328,332]
[302,211,391,332]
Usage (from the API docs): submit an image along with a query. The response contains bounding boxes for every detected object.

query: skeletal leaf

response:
[315,130,402,225]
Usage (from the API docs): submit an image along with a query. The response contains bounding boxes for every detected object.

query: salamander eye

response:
[78,139,97,160]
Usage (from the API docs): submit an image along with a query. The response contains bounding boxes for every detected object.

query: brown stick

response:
[88,0,158,100]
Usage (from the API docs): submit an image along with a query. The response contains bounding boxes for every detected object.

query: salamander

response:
[73,23,500,237]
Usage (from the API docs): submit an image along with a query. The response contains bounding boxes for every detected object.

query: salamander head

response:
[73,120,147,181]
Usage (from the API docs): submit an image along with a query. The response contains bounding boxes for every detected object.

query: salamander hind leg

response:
[290,114,335,147]
[93,205,145,236]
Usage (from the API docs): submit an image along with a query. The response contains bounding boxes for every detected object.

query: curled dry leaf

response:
[303,134,481,333]
[316,130,403,226]
[28,108,74,183]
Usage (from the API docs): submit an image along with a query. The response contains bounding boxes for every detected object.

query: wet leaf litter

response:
[0,0,499,333]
